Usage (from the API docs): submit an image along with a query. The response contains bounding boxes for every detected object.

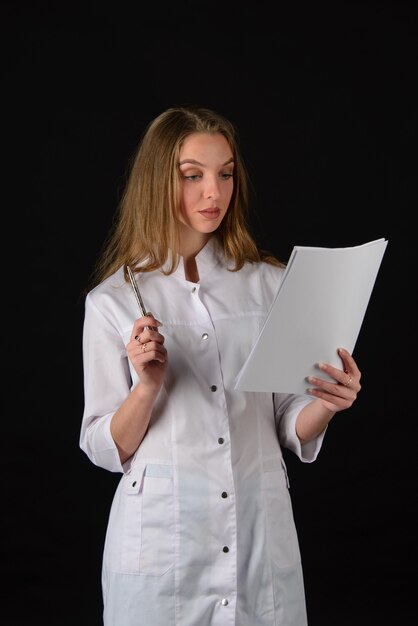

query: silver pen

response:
[126,265,156,331]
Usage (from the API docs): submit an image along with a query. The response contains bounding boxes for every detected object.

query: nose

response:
[204,175,221,201]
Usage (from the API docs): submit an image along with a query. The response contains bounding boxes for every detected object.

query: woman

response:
[80,105,361,625]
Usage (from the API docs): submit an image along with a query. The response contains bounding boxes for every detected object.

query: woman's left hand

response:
[307,347,362,413]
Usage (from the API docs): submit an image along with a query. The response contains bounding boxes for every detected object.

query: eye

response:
[220,172,233,180]
[183,174,202,181]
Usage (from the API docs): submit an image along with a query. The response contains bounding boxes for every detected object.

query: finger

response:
[307,375,354,398]
[307,385,356,409]
[137,341,167,363]
[143,312,162,332]
[307,373,358,406]
[315,361,349,387]
[131,316,164,342]
[134,332,147,344]
[137,340,166,354]
[338,347,361,377]
[317,358,360,389]
[142,329,165,345]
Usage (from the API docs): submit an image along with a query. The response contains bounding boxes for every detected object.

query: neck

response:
[183,257,200,283]
[179,227,212,282]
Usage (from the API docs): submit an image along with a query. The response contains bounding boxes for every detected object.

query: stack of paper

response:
[234,238,388,395]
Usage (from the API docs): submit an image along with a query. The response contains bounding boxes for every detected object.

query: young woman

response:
[80,105,361,626]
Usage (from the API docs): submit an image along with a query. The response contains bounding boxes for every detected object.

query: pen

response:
[126,265,156,331]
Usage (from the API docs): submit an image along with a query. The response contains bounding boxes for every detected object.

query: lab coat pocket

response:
[118,463,175,575]
[262,464,301,568]
[119,464,146,574]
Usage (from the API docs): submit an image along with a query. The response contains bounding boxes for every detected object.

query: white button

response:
[201,333,209,340]
[221,598,229,606]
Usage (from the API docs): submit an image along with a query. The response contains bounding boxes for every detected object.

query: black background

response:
[3,1,417,624]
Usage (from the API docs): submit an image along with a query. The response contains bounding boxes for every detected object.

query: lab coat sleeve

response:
[274,393,327,462]
[79,293,132,474]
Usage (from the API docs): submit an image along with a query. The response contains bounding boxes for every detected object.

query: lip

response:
[199,208,221,220]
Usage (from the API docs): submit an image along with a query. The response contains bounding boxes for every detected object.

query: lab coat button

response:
[210,385,217,392]
[192,286,197,293]
[132,481,137,487]
[221,598,229,606]
[223,546,229,553]
[218,437,224,444]
[221,491,228,498]
[201,332,209,340]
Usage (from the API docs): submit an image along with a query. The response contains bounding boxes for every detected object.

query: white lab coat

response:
[80,238,327,626]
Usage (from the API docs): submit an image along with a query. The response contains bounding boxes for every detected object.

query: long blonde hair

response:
[88,105,282,289]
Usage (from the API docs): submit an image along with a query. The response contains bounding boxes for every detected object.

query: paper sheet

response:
[234,238,388,395]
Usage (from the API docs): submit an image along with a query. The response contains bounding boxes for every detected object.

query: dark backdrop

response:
[4,1,417,624]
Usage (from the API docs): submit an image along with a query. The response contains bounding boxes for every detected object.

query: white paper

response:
[234,238,388,395]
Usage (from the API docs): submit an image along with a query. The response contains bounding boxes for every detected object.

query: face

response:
[178,133,234,244]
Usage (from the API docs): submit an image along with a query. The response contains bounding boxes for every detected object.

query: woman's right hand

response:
[126,313,167,392]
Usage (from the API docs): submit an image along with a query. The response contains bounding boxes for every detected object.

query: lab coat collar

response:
[164,237,226,281]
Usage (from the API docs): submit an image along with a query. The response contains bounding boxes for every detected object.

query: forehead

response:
[179,132,233,162]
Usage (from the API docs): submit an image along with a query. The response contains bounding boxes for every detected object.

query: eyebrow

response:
[178,157,235,166]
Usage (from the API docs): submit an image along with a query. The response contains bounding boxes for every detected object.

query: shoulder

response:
[84,265,141,335]
[259,258,286,280]
[240,258,285,284]
[85,266,127,311]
